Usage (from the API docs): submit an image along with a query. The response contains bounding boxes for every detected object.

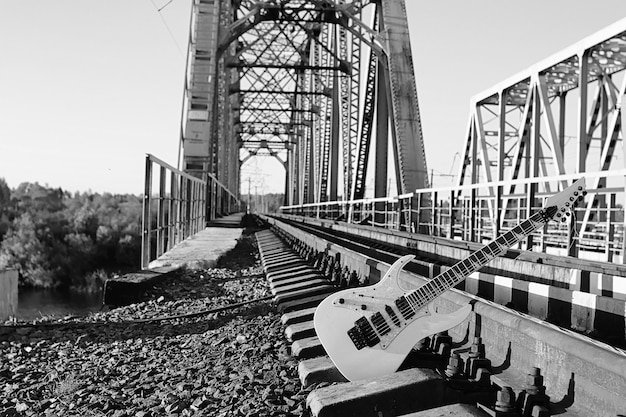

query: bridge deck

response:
[150,212,246,268]
[148,223,244,270]
[104,215,244,306]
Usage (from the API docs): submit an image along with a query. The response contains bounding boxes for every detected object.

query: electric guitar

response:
[314,178,587,381]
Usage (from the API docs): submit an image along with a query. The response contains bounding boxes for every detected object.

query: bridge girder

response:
[178,0,430,211]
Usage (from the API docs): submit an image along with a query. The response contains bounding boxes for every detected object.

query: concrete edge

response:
[102,266,180,307]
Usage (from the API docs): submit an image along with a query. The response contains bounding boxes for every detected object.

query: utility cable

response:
[148,0,185,59]
[157,0,174,12]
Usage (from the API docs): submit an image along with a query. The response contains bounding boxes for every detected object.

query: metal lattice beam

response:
[456,19,626,256]
[180,0,430,212]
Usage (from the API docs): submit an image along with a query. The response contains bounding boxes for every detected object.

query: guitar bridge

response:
[347,316,380,350]
[347,327,366,350]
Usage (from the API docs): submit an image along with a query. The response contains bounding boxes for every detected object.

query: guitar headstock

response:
[543,177,587,222]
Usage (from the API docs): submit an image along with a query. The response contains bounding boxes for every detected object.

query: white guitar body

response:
[314,255,472,382]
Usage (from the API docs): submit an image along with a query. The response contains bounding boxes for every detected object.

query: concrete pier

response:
[0,269,18,320]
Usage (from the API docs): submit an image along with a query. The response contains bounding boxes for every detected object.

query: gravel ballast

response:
[1,232,314,417]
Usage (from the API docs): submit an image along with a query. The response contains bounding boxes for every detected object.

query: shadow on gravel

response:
[215,227,262,271]
[141,268,229,302]
[5,303,274,345]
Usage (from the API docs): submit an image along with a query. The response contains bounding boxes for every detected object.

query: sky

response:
[2,1,626,196]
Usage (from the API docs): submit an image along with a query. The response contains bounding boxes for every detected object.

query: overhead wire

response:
[157,0,174,12]
[148,0,185,59]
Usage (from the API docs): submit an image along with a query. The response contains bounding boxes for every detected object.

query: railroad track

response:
[255,219,626,417]
[273,214,626,349]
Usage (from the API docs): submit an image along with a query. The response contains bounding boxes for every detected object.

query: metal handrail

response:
[280,171,626,262]
[141,154,206,269]
[141,154,242,269]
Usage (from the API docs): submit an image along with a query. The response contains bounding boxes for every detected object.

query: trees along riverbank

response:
[0,179,142,292]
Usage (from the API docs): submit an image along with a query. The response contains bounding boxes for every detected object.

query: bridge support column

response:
[330,74,340,204]
[374,57,389,226]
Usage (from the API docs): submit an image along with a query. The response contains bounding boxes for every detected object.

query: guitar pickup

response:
[395,296,416,320]
[371,312,391,336]
[385,305,401,327]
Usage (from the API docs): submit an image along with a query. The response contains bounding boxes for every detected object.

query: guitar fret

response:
[466,254,480,270]
[448,267,461,285]
[415,288,427,304]
[439,273,452,287]
[408,291,423,307]
[475,250,488,264]
[487,242,501,257]
[502,232,516,246]
[521,219,536,234]
[405,292,417,305]
[424,284,437,299]
[434,278,446,293]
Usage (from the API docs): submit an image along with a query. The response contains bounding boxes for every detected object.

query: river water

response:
[16,288,103,321]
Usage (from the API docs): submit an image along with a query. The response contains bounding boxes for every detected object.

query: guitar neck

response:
[405,208,553,309]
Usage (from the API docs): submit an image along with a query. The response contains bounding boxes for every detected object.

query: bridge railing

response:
[141,154,242,269]
[280,171,626,263]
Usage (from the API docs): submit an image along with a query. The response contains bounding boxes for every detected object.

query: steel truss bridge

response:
[135,4,626,414]
[179,0,428,206]
[143,1,626,267]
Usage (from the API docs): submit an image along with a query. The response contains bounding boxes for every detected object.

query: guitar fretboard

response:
[404,208,553,310]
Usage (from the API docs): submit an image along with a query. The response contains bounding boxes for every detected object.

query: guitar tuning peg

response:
[582,191,587,196]
[565,212,571,216]
[561,217,567,222]
[578,195,584,201]
[556,212,561,217]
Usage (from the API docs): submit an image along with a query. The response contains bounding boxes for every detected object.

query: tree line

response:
[0,179,142,292]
